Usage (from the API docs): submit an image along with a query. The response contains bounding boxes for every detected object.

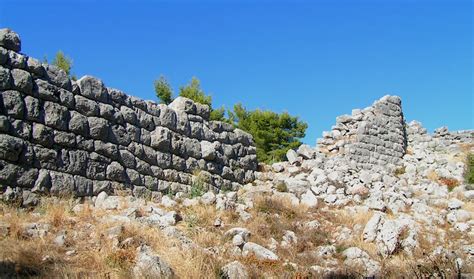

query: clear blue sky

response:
[1,0,472,144]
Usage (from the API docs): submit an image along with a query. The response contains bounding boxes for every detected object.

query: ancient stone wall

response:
[317,95,407,169]
[0,29,257,200]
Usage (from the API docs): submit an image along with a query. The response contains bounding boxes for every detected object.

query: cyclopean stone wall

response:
[317,95,407,170]
[0,29,257,202]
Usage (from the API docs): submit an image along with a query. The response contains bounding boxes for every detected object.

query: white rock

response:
[182,198,199,207]
[242,242,279,261]
[161,196,177,208]
[272,162,285,173]
[201,192,216,205]
[447,210,471,224]
[377,219,402,257]
[53,234,66,247]
[363,213,383,242]
[133,245,174,278]
[324,194,337,204]
[300,190,318,208]
[327,171,341,182]
[281,230,297,247]
[220,261,249,279]
[297,144,315,159]
[224,228,251,242]
[454,222,470,232]
[304,220,321,230]
[464,190,474,200]
[232,234,245,246]
[95,193,120,210]
[342,247,380,277]
[286,149,299,164]
[447,198,464,210]
[316,245,336,257]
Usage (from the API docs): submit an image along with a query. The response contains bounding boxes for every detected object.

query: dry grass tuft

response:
[438,177,460,191]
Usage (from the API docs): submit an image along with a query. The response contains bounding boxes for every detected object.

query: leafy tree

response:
[179,77,212,106]
[154,75,174,105]
[230,104,308,163]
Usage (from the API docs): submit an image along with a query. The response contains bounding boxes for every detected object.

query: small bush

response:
[190,171,209,198]
[254,197,298,219]
[275,181,288,192]
[465,153,474,185]
[394,166,406,176]
[105,249,136,270]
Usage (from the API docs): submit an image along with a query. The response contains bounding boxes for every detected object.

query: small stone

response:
[54,234,67,247]
[232,234,245,246]
[447,198,464,210]
[65,250,76,256]
[214,217,223,227]
[224,227,251,242]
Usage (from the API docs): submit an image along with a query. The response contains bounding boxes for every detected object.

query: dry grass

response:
[438,177,460,191]
[0,198,224,279]
[426,170,439,181]
[0,191,472,278]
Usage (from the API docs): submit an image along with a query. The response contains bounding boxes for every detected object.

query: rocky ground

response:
[0,123,473,278]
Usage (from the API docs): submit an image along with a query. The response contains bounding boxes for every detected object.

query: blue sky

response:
[1,0,472,144]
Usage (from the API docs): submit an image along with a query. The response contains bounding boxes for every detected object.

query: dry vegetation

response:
[0,191,471,278]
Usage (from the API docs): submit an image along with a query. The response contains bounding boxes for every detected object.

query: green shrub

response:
[465,153,474,185]
[275,181,288,192]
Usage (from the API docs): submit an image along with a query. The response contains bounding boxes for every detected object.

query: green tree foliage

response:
[52,50,73,77]
[154,76,174,105]
[179,77,212,106]
[209,106,226,122]
[230,104,308,163]
[179,77,228,121]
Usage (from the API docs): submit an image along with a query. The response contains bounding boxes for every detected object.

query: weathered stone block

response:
[44,101,69,130]
[11,68,33,94]
[150,127,172,152]
[1,90,24,118]
[69,111,89,136]
[45,65,71,91]
[77,76,107,103]
[0,134,23,162]
[88,117,108,140]
[106,161,126,182]
[75,95,99,116]
[50,171,75,196]
[0,66,12,90]
[0,29,21,51]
